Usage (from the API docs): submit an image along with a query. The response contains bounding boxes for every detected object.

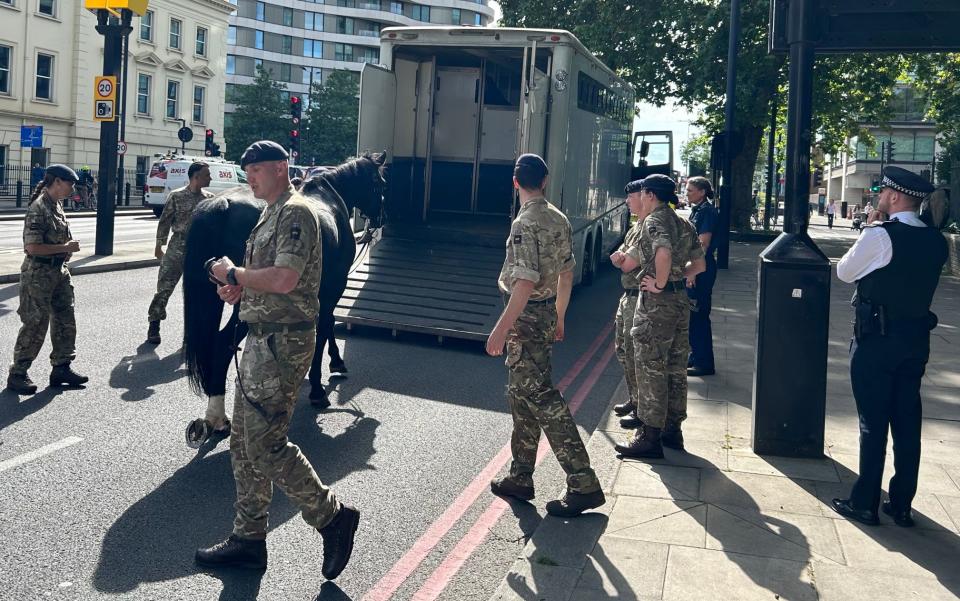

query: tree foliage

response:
[302,70,360,166]
[499,0,905,229]
[224,66,290,162]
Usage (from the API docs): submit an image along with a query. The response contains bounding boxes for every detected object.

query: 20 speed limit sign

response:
[94,75,117,122]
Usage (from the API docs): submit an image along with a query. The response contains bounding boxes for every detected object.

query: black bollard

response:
[125,182,131,206]
[16,180,23,208]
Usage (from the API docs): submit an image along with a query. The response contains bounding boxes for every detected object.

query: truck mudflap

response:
[334,236,504,340]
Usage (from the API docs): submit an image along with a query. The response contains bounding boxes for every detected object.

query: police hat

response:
[515,153,549,179]
[640,173,677,194]
[881,166,934,199]
[46,164,79,183]
[240,140,289,170]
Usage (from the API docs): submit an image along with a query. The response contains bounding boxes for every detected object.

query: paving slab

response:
[699,470,823,517]
[604,496,706,548]
[613,461,701,501]
[831,519,960,580]
[523,513,609,570]
[814,563,960,601]
[489,560,582,601]
[571,537,668,601]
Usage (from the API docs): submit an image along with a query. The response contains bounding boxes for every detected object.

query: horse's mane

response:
[301,153,380,216]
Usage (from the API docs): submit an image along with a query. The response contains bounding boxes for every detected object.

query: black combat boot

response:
[6,373,38,395]
[490,477,535,501]
[615,425,664,459]
[49,364,89,387]
[147,320,161,344]
[613,400,636,417]
[318,504,360,580]
[619,412,643,429]
[545,490,606,517]
[195,535,267,569]
[662,423,685,451]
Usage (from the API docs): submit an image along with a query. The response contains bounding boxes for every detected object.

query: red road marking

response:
[411,344,617,600]
[361,321,614,601]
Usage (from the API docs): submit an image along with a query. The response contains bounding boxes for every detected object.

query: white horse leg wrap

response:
[205,394,228,428]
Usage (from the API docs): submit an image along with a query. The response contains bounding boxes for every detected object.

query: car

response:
[143,155,247,217]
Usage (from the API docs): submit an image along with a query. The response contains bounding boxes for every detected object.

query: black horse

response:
[180,153,386,446]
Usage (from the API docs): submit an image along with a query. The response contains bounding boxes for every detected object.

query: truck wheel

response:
[152,207,163,217]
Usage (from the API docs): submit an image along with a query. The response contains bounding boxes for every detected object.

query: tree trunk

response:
[731,124,765,231]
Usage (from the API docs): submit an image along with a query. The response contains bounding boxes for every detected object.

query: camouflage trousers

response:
[147,234,186,322]
[631,290,690,430]
[505,303,599,494]
[231,328,339,539]
[614,292,639,407]
[9,261,76,376]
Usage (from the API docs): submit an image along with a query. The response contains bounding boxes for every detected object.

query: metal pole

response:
[764,93,777,230]
[716,0,741,268]
[116,18,130,208]
[783,0,814,234]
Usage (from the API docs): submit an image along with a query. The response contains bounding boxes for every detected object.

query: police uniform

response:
[147,185,213,327]
[687,197,719,375]
[7,165,88,394]
[614,218,644,414]
[832,167,947,527]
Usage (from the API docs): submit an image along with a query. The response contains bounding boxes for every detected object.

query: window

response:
[337,0,355,6]
[303,67,322,86]
[305,12,323,30]
[38,0,55,16]
[0,45,9,95]
[304,39,323,58]
[335,43,354,62]
[359,23,380,37]
[166,80,179,119]
[35,53,53,100]
[169,18,182,49]
[226,54,236,74]
[412,5,429,21]
[390,1,402,14]
[360,47,379,63]
[227,26,237,45]
[360,0,381,9]
[451,8,460,24]
[474,13,482,25]
[337,16,354,35]
[192,85,204,123]
[282,35,292,55]
[255,30,264,50]
[137,73,151,114]
[225,83,239,103]
[283,7,293,26]
[140,10,154,41]
[255,1,264,20]
[280,64,291,82]
[196,27,208,56]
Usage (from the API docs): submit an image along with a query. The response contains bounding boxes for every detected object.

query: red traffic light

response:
[291,130,299,138]
[205,129,214,137]
[291,96,301,104]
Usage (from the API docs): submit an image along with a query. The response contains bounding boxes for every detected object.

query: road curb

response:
[0,258,158,284]
[0,209,153,222]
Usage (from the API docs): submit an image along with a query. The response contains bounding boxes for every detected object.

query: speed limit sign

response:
[94,76,117,101]
[117,140,127,156]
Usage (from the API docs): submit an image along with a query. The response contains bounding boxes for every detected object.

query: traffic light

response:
[289,96,302,161]
[870,177,881,193]
[885,140,895,163]
[289,128,300,159]
[204,128,220,157]
[812,166,823,187]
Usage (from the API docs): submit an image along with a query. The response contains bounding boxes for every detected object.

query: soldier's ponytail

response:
[29,173,57,203]
[688,176,714,200]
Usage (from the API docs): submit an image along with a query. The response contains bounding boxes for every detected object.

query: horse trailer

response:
[337,26,668,341]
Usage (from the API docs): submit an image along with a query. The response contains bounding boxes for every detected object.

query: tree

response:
[498,0,905,230]
[302,70,360,166]
[224,66,290,162]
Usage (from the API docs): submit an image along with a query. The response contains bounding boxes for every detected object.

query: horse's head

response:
[301,152,387,229]
[355,151,387,228]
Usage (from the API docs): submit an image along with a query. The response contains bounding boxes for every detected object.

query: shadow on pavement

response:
[0,385,67,435]
[313,581,353,601]
[0,282,20,319]
[207,566,265,601]
[109,342,187,402]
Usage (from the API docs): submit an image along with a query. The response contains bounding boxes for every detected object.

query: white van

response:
[143,155,247,217]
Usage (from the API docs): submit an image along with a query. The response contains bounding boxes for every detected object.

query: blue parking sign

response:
[20,125,43,148]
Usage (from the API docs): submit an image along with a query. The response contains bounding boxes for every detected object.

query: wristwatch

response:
[227,267,239,286]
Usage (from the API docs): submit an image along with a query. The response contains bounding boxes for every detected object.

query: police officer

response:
[832,166,947,528]
[615,175,705,458]
[610,180,646,428]
[685,176,718,377]
[487,153,605,518]
[6,165,88,395]
[146,161,213,344]
[198,141,359,579]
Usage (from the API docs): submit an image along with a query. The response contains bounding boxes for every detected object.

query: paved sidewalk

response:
[491,229,960,601]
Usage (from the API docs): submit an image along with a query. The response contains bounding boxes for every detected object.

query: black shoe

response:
[613,401,635,417]
[687,367,716,377]
[490,477,535,501]
[830,498,879,526]
[49,364,88,387]
[615,425,664,459]
[6,373,37,395]
[882,501,915,527]
[195,535,267,569]
[662,425,684,451]
[545,490,606,517]
[319,504,360,580]
[147,320,161,344]
[619,413,643,429]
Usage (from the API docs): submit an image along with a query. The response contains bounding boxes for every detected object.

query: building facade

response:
[0,0,234,188]
[225,0,497,113]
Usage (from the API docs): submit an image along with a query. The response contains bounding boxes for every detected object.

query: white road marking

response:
[0,436,83,474]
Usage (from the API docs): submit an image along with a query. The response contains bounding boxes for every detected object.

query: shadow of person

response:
[109,342,187,402]
[506,498,543,541]
[208,566,265,601]
[92,402,381,595]
[0,282,21,319]
[313,580,354,601]
[0,386,66,435]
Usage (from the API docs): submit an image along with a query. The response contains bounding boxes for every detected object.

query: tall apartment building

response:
[225,0,497,113]
[0,0,234,186]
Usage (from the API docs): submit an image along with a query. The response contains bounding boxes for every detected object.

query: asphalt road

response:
[0,259,624,601]
[0,214,160,256]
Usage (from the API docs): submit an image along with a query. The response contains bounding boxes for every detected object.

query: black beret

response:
[46,164,79,183]
[881,166,934,199]
[515,153,549,179]
[624,179,644,194]
[640,173,677,194]
[240,140,289,170]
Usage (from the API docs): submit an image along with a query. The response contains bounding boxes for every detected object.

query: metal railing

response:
[0,165,146,208]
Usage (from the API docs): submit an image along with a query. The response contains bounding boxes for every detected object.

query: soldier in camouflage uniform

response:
[197,141,359,580]
[146,162,213,344]
[6,165,89,395]
[609,180,647,428]
[615,175,705,459]
[486,153,605,518]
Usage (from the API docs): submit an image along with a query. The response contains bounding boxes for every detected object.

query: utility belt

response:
[27,255,67,268]
[245,320,315,337]
[853,299,937,339]
[502,294,556,306]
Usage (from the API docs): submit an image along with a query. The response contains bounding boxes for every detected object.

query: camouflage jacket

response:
[23,192,72,255]
[637,204,704,281]
[498,197,576,301]
[239,186,321,324]
[156,186,212,245]
[618,218,644,289]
